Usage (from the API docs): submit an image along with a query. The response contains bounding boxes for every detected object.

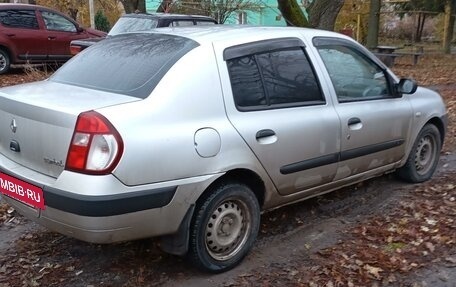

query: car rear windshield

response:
[50,33,198,99]
[108,17,158,36]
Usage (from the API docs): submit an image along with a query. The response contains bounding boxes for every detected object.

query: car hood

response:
[0,81,139,178]
[85,27,107,37]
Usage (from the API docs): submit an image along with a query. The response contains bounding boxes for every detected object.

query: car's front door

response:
[216,38,341,195]
[0,9,47,61]
[39,10,83,61]
[313,38,413,180]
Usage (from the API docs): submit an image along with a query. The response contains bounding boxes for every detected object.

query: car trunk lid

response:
[0,81,139,178]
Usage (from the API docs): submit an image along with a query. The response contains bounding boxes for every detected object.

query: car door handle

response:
[348,117,361,126]
[6,34,15,37]
[48,36,56,40]
[256,129,275,139]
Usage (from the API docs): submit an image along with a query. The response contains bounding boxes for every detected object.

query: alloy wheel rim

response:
[205,199,251,261]
[0,54,6,71]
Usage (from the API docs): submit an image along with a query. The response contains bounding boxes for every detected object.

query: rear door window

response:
[0,9,38,29]
[226,42,324,111]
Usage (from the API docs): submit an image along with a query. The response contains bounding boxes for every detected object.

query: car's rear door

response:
[0,8,47,61]
[313,37,413,180]
[215,37,341,195]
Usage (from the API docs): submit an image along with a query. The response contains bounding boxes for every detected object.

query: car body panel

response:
[0,26,447,245]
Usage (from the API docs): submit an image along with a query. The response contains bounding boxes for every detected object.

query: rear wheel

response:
[0,49,10,75]
[397,124,441,183]
[187,182,260,273]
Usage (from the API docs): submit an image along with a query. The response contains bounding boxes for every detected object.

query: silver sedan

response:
[0,26,447,272]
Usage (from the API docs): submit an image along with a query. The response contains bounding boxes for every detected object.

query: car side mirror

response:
[76,26,84,33]
[397,78,417,94]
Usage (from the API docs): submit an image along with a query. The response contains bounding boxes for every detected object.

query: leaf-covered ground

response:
[0,54,455,287]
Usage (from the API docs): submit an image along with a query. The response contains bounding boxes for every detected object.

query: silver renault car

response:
[0,26,447,272]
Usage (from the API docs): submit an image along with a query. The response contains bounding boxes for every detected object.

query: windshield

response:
[51,33,199,98]
[108,17,158,36]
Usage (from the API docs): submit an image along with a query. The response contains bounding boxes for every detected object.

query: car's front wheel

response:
[0,49,10,75]
[397,124,441,183]
[188,182,260,273]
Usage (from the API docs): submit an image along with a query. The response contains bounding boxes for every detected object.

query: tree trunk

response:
[68,8,78,21]
[277,0,309,27]
[443,0,455,54]
[366,0,380,49]
[156,0,172,13]
[120,0,146,13]
[414,13,426,42]
[307,0,344,30]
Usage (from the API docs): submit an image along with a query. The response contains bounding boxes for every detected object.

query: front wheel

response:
[187,182,260,273]
[397,124,441,183]
[0,49,10,75]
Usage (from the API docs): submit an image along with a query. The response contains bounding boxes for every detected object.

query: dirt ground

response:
[0,54,455,287]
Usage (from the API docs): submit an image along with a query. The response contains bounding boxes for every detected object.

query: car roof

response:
[122,12,216,21]
[0,3,55,10]
[131,25,348,46]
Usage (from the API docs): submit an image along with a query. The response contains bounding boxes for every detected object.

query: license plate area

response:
[0,172,45,210]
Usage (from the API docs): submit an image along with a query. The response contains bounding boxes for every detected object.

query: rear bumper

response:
[0,163,221,243]
[43,185,176,217]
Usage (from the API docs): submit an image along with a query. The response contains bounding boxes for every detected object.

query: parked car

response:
[0,26,447,273]
[69,13,217,54]
[0,3,106,74]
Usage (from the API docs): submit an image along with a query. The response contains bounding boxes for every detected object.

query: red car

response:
[0,3,106,74]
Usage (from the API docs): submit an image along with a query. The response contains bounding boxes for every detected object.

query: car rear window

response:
[50,33,198,99]
[108,17,158,36]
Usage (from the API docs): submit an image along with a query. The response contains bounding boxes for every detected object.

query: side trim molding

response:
[280,139,405,175]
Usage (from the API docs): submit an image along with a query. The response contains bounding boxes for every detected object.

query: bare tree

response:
[307,0,344,30]
[120,0,146,13]
[163,0,262,24]
[277,0,309,26]
[443,0,455,54]
[277,0,345,30]
[366,0,380,48]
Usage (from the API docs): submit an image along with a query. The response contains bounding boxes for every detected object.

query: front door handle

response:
[348,117,361,126]
[48,36,56,40]
[256,129,275,139]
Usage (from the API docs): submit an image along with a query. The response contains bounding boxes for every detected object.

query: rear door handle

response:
[348,117,361,126]
[48,36,56,40]
[6,34,15,37]
[256,129,275,139]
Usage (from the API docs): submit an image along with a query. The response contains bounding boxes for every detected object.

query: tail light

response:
[65,111,123,175]
[70,45,82,55]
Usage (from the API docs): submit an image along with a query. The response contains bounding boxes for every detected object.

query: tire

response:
[0,49,10,75]
[187,182,260,273]
[397,124,441,183]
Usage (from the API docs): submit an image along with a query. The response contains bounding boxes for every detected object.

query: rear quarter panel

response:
[98,44,273,191]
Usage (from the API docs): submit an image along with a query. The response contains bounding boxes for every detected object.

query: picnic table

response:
[374,46,400,67]
[373,45,423,67]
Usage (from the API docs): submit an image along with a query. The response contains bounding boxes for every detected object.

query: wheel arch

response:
[159,168,266,256]
[0,45,12,60]
[196,168,266,209]
[425,116,445,145]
